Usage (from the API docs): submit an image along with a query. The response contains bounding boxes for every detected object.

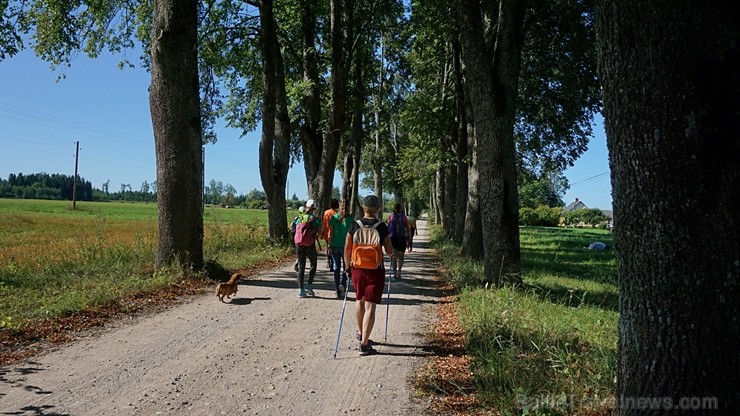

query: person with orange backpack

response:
[343,195,394,356]
[294,199,322,297]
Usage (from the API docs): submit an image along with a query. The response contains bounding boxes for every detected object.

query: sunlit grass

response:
[429,225,618,414]
[0,199,297,329]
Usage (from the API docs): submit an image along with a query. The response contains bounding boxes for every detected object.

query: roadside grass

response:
[0,199,296,331]
[427,226,618,415]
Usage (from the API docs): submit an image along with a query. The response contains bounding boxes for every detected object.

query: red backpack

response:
[294,215,316,247]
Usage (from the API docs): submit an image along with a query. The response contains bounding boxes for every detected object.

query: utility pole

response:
[72,141,79,209]
[202,146,205,213]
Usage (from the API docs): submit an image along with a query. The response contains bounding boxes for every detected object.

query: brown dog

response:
[217,273,243,302]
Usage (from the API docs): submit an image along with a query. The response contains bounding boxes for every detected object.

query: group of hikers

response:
[289,195,417,356]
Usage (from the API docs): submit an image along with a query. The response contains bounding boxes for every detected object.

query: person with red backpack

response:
[344,195,394,356]
[294,199,322,297]
[387,203,411,280]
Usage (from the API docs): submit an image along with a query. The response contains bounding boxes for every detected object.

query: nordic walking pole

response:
[333,268,351,359]
[384,255,392,343]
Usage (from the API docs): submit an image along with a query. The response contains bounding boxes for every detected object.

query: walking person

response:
[407,213,417,252]
[290,206,306,272]
[344,195,394,356]
[322,199,339,271]
[387,203,411,280]
[328,199,354,298]
[294,200,322,297]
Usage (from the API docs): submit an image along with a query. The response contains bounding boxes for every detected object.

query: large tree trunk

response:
[149,0,203,269]
[299,0,323,197]
[257,0,290,242]
[597,1,740,413]
[459,0,523,286]
[434,166,444,225]
[373,34,385,214]
[443,162,456,237]
[462,118,483,259]
[453,39,468,244]
[310,0,353,210]
[343,47,365,217]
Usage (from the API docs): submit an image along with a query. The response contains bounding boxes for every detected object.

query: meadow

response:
[428,225,618,415]
[0,199,294,330]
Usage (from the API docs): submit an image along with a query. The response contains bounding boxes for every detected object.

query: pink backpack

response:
[294,216,316,247]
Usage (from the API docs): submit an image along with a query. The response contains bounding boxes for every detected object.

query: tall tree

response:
[254,0,290,242]
[149,0,204,268]
[597,1,739,412]
[15,0,205,269]
[296,0,325,199]
[458,0,524,285]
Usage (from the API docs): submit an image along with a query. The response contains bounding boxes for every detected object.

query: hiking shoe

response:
[396,271,402,281]
[358,344,377,356]
[338,284,345,293]
[306,284,315,296]
[355,332,375,345]
[297,289,308,298]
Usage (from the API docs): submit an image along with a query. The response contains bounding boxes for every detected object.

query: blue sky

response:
[0,48,612,209]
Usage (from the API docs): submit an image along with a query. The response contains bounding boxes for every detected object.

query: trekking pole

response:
[333,268,351,359]
[384,256,392,343]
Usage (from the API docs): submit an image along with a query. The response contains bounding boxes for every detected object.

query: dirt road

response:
[1,219,441,415]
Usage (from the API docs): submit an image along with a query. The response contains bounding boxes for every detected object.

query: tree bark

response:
[443,162,456,237]
[343,46,365,217]
[458,0,523,285]
[257,0,290,242]
[453,39,468,244]
[149,0,203,269]
[299,0,323,197]
[309,0,353,210]
[434,166,444,225]
[461,117,482,259]
[373,33,385,214]
[597,1,740,412]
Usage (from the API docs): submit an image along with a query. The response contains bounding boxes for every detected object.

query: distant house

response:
[563,198,588,212]
[561,198,614,229]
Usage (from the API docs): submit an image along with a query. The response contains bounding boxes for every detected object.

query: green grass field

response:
[0,199,297,329]
[428,226,618,415]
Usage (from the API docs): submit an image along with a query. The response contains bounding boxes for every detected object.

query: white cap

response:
[298,206,306,213]
[305,199,316,209]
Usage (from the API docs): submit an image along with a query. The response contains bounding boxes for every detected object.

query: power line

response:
[569,171,609,186]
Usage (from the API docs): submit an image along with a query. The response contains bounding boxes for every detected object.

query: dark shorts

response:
[351,266,386,304]
[391,236,407,252]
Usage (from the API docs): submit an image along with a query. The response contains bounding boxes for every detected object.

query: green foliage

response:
[515,0,602,173]
[428,225,617,414]
[518,171,569,209]
[520,205,562,227]
[0,0,24,60]
[563,208,609,228]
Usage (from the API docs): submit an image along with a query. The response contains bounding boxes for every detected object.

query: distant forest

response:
[2,172,93,201]
[0,172,150,202]
[0,172,307,208]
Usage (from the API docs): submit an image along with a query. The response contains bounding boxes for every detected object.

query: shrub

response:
[520,205,561,227]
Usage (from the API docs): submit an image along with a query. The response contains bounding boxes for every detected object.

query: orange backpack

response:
[351,220,383,269]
